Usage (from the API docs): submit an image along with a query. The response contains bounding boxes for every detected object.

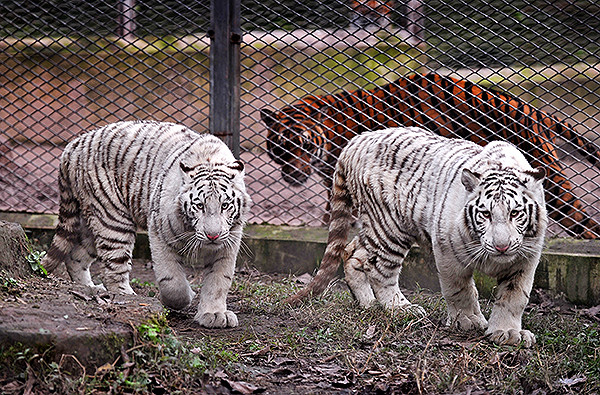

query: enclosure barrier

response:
[0,0,599,239]
[4,211,599,306]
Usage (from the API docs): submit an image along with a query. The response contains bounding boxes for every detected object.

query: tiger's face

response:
[261,107,326,186]
[461,167,546,269]
[178,161,249,251]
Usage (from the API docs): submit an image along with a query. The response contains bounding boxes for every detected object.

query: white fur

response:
[333,127,547,347]
[43,121,251,329]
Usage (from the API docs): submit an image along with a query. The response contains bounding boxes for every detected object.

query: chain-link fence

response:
[1,1,599,238]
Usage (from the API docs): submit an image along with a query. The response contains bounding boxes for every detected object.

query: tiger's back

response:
[287,126,547,346]
[56,121,212,231]
[336,127,545,240]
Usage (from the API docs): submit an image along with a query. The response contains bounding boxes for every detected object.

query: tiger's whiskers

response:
[172,232,204,262]
[229,229,252,257]
[462,240,488,269]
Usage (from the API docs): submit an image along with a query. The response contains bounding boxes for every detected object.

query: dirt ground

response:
[1,255,599,394]
[0,261,375,394]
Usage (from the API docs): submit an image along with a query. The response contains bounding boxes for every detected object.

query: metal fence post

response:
[209,0,241,158]
[117,0,136,41]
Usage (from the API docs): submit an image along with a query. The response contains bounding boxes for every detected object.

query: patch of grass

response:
[229,273,600,392]
[25,249,47,277]
[524,311,600,391]
[232,273,300,312]
[292,280,598,392]
[2,271,599,393]
[0,273,22,296]
[130,277,157,297]
[130,278,154,288]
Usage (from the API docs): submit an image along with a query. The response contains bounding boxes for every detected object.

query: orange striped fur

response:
[261,73,600,238]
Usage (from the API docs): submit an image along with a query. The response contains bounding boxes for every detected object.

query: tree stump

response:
[0,220,31,278]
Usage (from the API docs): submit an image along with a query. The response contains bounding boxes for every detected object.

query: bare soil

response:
[1,257,600,394]
[1,261,376,394]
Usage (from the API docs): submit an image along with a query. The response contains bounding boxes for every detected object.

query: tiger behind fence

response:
[285,126,547,347]
[261,72,600,238]
[42,121,251,328]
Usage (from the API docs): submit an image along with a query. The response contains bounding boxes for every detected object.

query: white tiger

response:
[286,126,547,347]
[42,121,251,328]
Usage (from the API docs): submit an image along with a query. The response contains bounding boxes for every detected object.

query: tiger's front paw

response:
[90,283,107,292]
[449,312,487,331]
[486,328,536,348]
[195,310,239,328]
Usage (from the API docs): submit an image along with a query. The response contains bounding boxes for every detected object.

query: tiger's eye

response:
[510,210,520,218]
[221,202,230,210]
[481,211,491,218]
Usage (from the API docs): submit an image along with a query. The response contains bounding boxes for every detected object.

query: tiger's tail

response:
[41,154,82,273]
[522,107,600,238]
[284,161,354,305]
[553,115,600,170]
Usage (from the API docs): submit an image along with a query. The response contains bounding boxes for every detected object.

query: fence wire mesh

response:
[0,0,599,238]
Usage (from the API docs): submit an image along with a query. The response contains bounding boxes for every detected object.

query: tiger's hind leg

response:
[42,194,102,290]
[42,167,98,283]
[357,228,426,316]
[64,221,105,291]
[85,214,137,295]
[43,213,102,290]
[343,236,376,307]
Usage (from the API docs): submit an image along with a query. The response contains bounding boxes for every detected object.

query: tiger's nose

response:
[206,233,220,241]
[495,244,509,253]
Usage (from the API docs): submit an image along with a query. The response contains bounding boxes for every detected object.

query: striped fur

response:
[286,127,547,347]
[42,121,251,328]
[261,72,599,238]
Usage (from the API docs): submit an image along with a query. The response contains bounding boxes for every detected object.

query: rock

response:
[0,223,165,372]
[0,269,164,373]
[0,220,31,278]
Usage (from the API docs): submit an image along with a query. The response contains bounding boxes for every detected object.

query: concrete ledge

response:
[3,212,600,306]
[536,250,600,306]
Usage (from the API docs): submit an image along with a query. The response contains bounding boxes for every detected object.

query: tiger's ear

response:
[461,168,481,193]
[180,161,197,179]
[180,162,194,173]
[260,109,276,127]
[229,160,244,173]
[525,167,545,182]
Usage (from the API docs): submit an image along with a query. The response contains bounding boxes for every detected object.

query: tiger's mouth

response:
[203,239,225,249]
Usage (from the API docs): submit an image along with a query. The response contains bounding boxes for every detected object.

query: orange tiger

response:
[261,73,600,239]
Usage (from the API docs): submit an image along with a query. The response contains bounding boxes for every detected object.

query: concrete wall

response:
[4,212,599,306]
